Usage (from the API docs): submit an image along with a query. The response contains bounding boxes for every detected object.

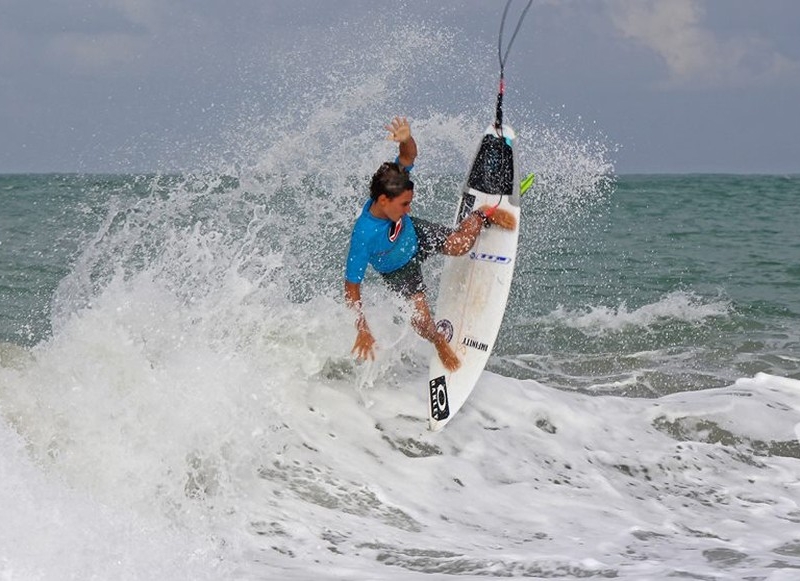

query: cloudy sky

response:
[1,0,798,174]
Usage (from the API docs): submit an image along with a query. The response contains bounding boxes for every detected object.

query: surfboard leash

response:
[495,0,534,132]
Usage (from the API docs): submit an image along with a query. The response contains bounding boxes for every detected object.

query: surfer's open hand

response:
[385,116,412,144]
[478,205,516,230]
[352,325,376,362]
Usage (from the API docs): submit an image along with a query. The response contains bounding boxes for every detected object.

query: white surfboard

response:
[427,124,521,431]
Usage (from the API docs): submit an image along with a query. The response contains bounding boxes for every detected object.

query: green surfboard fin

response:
[520,172,535,196]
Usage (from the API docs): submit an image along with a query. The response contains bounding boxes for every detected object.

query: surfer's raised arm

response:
[385,116,417,169]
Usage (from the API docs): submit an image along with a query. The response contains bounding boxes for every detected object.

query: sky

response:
[1,0,799,174]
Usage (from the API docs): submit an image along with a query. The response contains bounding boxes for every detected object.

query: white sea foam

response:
[3,329,800,580]
[545,290,732,335]
[0,416,226,581]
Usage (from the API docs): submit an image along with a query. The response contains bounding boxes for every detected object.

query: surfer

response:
[344,117,516,372]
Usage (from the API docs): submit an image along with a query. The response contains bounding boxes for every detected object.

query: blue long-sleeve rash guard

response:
[345,198,418,283]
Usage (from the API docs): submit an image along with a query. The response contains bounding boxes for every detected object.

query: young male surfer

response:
[344,117,516,371]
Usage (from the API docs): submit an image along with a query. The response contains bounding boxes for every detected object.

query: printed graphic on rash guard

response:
[388,219,403,242]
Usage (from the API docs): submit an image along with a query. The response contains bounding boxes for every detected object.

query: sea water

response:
[2,19,800,581]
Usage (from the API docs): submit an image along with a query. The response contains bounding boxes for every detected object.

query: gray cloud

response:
[607,0,800,88]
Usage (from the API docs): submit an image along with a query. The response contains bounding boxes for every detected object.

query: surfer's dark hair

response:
[370,162,414,200]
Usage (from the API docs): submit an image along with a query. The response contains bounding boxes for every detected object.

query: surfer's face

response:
[376,190,413,223]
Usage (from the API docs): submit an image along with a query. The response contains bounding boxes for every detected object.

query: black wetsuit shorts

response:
[380,217,453,297]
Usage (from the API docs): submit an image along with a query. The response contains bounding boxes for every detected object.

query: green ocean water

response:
[1,173,798,395]
[497,173,800,394]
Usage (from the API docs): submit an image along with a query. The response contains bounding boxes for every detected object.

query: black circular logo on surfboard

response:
[435,319,454,343]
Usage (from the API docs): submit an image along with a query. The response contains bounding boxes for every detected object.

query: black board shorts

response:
[380,217,453,298]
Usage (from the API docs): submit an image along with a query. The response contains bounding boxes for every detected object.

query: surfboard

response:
[427,124,521,431]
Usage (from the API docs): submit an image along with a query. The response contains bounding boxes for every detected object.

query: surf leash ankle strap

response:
[472,208,493,228]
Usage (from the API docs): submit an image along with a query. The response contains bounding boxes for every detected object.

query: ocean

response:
[2,162,799,580]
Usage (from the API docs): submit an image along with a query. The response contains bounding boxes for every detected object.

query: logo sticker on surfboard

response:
[469,251,512,264]
[435,319,454,343]
[456,193,476,224]
[461,336,489,352]
[429,375,450,421]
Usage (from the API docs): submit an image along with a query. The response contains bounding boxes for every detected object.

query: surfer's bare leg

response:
[442,206,516,256]
[409,291,460,372]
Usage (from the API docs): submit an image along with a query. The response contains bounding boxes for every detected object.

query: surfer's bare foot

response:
[434,336,461,372]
